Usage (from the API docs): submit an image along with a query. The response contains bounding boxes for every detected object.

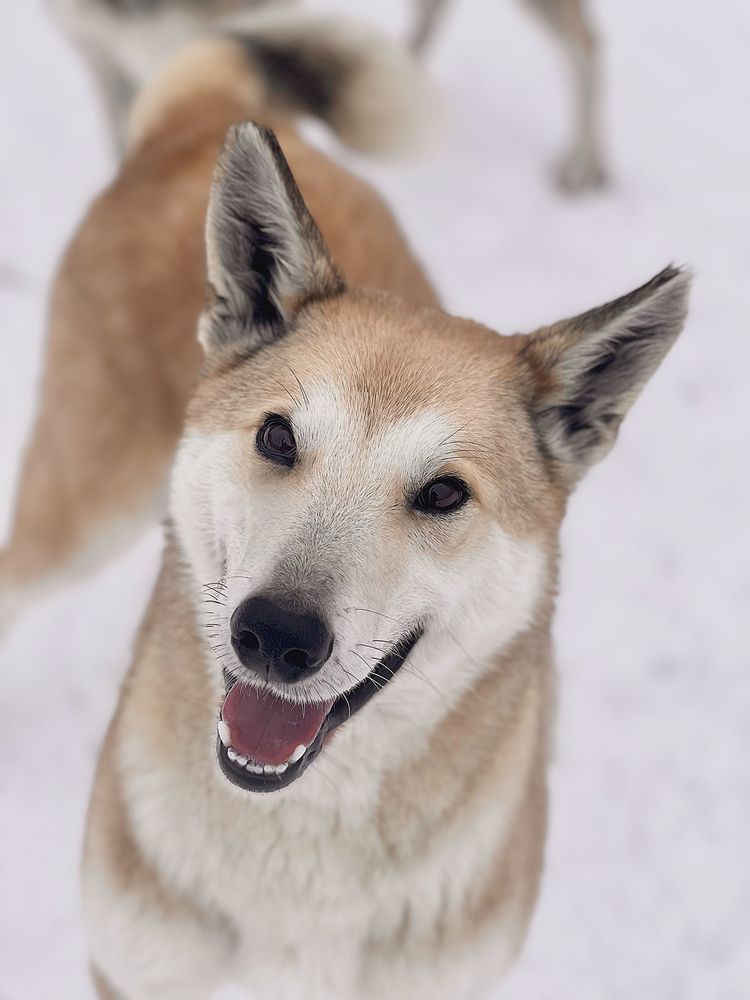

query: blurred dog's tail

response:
[225,10,440,155]
[89,4,440,157]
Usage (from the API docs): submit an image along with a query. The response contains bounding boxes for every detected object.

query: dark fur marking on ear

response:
[247,229,284,330]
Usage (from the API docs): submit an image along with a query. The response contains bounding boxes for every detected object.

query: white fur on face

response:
[170,378,546,745]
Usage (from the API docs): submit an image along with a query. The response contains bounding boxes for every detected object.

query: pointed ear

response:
[520,266,692,483]
[198,122,344,356]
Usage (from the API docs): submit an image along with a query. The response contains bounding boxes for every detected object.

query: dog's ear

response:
[521,266,691,483]
[199,122,344,356]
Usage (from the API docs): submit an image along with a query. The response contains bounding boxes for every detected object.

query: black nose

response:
[230,595,334,684]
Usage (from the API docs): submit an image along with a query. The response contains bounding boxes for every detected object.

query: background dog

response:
[48,0,606,190]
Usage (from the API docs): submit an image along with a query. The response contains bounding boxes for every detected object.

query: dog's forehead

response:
[295,377,460,473]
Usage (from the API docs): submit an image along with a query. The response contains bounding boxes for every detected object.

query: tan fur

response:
[0,39,434,619]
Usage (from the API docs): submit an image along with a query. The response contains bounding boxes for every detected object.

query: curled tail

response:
[226,10,440,155]
[78,2,440,158]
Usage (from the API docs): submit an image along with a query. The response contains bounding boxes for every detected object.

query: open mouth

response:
[216,626,422,792]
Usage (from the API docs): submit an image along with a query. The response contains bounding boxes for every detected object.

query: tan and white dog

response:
[71,22,691,1000]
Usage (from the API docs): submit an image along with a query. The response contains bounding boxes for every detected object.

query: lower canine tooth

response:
[289,744,306,764]
[217,720,231,747]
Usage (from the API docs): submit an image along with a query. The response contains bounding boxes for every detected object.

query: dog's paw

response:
[555,148,608,194]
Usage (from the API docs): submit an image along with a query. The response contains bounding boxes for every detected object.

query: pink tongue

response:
[222,684,333,765]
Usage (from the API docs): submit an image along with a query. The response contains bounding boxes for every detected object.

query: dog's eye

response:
[414,477,470,514]
[257,415,297,467]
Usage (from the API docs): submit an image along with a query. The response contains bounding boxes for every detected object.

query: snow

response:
[1,1,748,997]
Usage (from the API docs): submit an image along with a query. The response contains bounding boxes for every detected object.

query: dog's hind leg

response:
[90,964,122,1000]
[522,0,607,191]
[0,121,204,637]
[0,283,190,636]
[410,0,451,53]
[0,405,170,637]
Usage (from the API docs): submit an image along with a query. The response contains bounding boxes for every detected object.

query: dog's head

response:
[171,123,690,794]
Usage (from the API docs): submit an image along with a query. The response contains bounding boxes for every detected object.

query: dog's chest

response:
[197,795,411,996]
[188,778,513,999]
[207,793,396,930]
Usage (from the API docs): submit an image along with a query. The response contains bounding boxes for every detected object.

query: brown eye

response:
[257,416,296,467]
[414,477,470,514]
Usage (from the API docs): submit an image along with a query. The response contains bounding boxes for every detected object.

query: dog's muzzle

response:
[216,623,423,793]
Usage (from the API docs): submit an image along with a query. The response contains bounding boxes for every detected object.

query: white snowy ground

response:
[1,0,748,997]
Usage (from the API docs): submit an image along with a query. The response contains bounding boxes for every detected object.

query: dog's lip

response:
[216,625,423,793]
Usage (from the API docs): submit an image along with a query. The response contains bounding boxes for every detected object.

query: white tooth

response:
[289,744,306,764]
[263,763,274,774]
[217,720,231,747]
[236,755,248,767]
[227,748,237,762]
[246,763,261,774]
[277,762,288,773]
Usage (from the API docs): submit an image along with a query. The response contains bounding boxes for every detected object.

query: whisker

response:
[287,365,310,407]
[437,421,472,449]
[350,652,386,692]
[355,642,409,664]
[361,640,448,703]
[346,607,410,628]
[270,374,301,410]
[340,666,360,688]
[442,628,482,668]
[321,677,351,722]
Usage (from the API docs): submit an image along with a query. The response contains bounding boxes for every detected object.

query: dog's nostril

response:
[282,648,309,670]
[237,630,260,652]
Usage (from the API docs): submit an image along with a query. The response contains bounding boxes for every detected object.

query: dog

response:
[48,0,606,190]
[76,24,690,1000]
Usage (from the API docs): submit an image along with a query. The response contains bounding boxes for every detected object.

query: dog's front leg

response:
[83,735,234,1000]
[83,853,233,1000]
